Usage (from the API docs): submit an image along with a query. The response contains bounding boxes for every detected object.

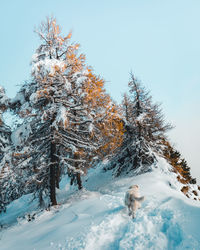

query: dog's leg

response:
[128,205,132,216]
[131,201,138,219]
[132,211,136,219]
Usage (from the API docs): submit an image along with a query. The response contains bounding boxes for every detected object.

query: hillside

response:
[0,157,200,250]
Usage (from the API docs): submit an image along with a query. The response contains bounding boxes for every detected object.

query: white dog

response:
[125,185,145,219]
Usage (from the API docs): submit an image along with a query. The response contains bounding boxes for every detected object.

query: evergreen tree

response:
[0,87,10,161]
[0,86,21,213]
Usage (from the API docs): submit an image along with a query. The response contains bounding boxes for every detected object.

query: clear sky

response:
[0,0,200,182]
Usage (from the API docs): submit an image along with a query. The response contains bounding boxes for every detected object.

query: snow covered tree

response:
[127,73,172,148]
[111,73,172,176]
[0,87,10,161]
[9,17,124,207]
[0,150,26,213]
[0,87,10,212]
[83,70,124,158]
[10,17,93,206]
[163,140,196,185]
[0,86,21,213]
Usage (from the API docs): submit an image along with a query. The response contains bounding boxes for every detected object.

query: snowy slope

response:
[0,158,200,250]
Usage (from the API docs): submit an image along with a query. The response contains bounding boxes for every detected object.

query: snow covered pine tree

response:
[0,87,24,213]
[112,73,172,176]
[9,17,124,208]
[0,87,10,162]
[0,86,11,212]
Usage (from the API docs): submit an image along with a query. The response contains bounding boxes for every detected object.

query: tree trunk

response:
[133,155,138,169]
[76,172,82,190]
[50,142,57,206]
[74,153,83,190]
[55,165,60,189]
[72,107,82,190]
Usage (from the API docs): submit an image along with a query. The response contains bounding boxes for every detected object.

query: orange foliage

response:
[64,31,72,41]
[35,18,124,158]
[83,69,125,156]
[36,88,51,99]
[66,45,85,73]
[181,186,189,195]
[162,140,191,184]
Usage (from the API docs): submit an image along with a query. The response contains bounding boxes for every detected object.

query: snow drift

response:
[0,157,200,250]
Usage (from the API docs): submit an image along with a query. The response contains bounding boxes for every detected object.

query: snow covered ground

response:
[0,158,200,250]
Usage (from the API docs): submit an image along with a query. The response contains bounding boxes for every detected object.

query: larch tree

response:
[10,17,96,206]
[9,17,124,208]
[162,139,196,185]
[111,73,172,176]
[83,70,124,158]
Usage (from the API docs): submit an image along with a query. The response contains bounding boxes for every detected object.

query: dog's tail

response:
[134,196,145,202]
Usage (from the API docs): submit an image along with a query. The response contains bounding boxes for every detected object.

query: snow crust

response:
[0,159,200,250]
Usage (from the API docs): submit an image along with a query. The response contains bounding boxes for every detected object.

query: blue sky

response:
[0,0,200,182]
